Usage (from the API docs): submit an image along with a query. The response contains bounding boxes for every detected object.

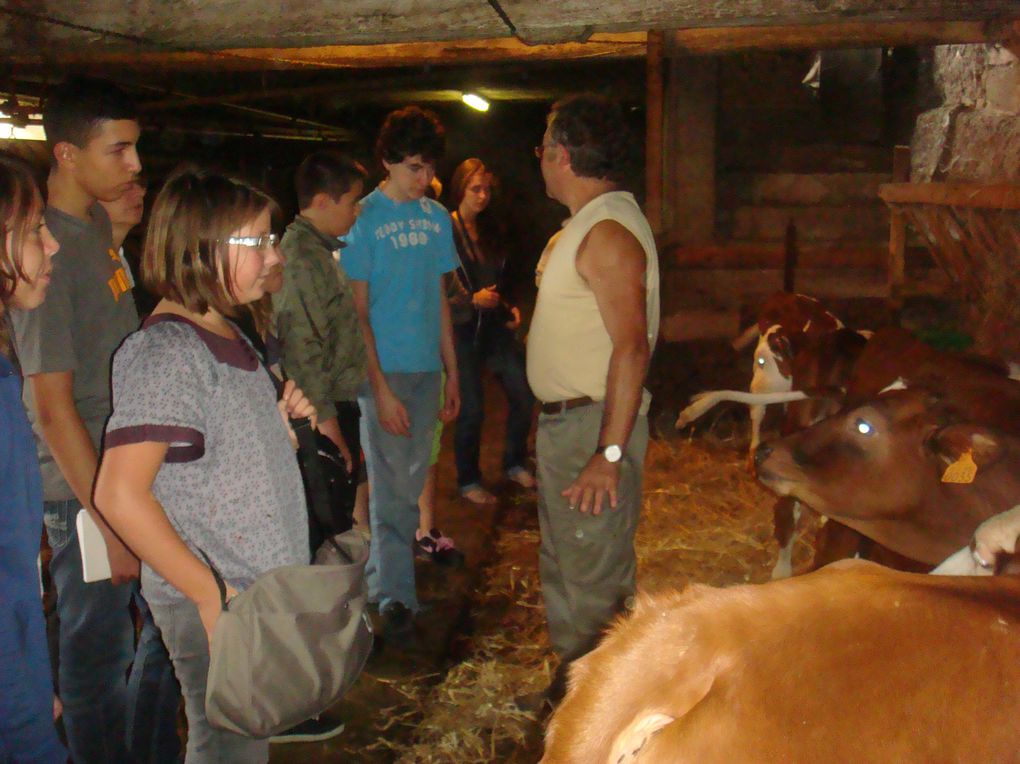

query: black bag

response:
[291,418,358,557]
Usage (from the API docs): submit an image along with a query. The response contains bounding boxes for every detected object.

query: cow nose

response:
[754,443,772,469]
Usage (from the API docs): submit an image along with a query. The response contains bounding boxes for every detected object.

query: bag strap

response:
[451,212,478,294]
[291,417,335,535]
[197,547,230,612]
[251,336,335,546]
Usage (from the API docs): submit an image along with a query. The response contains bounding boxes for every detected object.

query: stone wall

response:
[910,43,1020,359]
[912,44,1020,182]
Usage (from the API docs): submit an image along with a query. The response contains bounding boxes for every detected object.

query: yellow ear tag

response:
[941,449,977,484]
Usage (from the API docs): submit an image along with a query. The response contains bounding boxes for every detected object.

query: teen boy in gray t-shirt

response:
[9,78,179,764]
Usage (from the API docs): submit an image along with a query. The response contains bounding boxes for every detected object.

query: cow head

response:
[755,390,934,513]
[750,325,799,395]
[753,389,1019,563]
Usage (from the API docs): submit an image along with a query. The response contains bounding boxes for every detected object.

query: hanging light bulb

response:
[461,93,490,112]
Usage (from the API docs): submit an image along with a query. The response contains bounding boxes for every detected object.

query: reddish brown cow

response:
[542,561,1020,764]
[731,291,844,352]
[770,327,1020,574]
[756,388,1020,565]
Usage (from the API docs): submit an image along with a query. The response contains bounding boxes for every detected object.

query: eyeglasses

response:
[227,233,279,249]
[534,143,556,160]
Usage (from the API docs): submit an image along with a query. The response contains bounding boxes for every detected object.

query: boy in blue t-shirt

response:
[343,106,460,639]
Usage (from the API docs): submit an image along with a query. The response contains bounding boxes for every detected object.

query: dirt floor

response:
[270,339,781,763]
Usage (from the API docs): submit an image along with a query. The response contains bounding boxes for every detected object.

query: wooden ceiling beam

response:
[668,19,1020,54]
[14,18,1017,78]
[9,34,649,72]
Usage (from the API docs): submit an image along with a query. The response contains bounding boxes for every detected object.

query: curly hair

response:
[548,94,634,183]
[376,106,445,166]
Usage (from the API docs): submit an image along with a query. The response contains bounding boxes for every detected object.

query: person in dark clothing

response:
[447,158,535,505]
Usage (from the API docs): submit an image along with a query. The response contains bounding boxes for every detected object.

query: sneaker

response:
[269,716,346,744]
[460,484,497,505]
[380,601,415,641]
[416,528,466,568]
[506,466,537,489]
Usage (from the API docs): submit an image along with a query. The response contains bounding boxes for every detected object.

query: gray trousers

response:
[536,402,649,664]
[149,599,268,764]
[358,371,442,612]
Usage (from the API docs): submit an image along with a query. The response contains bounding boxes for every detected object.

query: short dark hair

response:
[548,94,634,183]
[376,106,445,166]
[42,77,138,152]
[294,151,367,210]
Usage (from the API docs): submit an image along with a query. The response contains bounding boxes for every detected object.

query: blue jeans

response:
[43,499,180,764]
[453,324,535,489]
[127,597,182,763]
[149,599,267,764]
[359,372,441,612]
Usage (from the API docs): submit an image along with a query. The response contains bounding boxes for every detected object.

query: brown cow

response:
[541,561,1020,764]
[769,327,1020,574]
[756,388,1020,565]
[731,291,844,352]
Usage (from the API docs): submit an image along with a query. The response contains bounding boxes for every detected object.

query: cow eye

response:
[756,356,766,367]
[855,418,874,436]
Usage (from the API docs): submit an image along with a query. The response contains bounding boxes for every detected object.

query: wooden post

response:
[645,30,664,234]
[888,145,911,311]
[663,37,718,245]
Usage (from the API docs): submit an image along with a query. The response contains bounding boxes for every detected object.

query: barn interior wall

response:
[660,49,922,342]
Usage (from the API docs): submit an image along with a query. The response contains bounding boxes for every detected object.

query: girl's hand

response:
[504,305,522,331]
[440,373,461,423]
[472,285,501,310]
[198,582,239,650]
[278,380,317,447]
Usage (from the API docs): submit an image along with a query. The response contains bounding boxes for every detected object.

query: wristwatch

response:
[596,444,623,463]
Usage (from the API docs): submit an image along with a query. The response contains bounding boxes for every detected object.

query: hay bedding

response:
[375,436,780,762]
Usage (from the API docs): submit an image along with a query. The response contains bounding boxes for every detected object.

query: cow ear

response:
[931,425,1003,469]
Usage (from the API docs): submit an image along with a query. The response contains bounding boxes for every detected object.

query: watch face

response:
[604,444,623,463]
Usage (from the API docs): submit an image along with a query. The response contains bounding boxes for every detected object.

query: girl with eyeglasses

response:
[0,153,66,764]
[94,167,315,763]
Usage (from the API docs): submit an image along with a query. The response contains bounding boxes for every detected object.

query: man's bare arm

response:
[562,219,650,515]
[28,371,139,583]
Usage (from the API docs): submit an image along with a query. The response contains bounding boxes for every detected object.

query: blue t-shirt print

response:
[342,190,457,373]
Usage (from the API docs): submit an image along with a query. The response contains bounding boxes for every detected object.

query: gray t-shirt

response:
[9,204,138,500]
[104,314,309,605]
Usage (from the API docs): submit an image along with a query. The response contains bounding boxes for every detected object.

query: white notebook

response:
[76,509,112,582]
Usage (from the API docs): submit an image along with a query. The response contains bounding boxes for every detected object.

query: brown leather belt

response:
[540,396,595,415]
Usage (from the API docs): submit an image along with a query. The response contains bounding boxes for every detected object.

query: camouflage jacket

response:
[272,216,367,421]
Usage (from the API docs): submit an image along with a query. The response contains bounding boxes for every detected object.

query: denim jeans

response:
[149,599,267,764]
[127,596,182,763]
[358,372,441,612]
[453,324,535,489]
[42,499,180,764]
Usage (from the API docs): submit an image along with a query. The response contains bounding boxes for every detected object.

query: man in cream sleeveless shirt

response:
[526,94,660,707]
